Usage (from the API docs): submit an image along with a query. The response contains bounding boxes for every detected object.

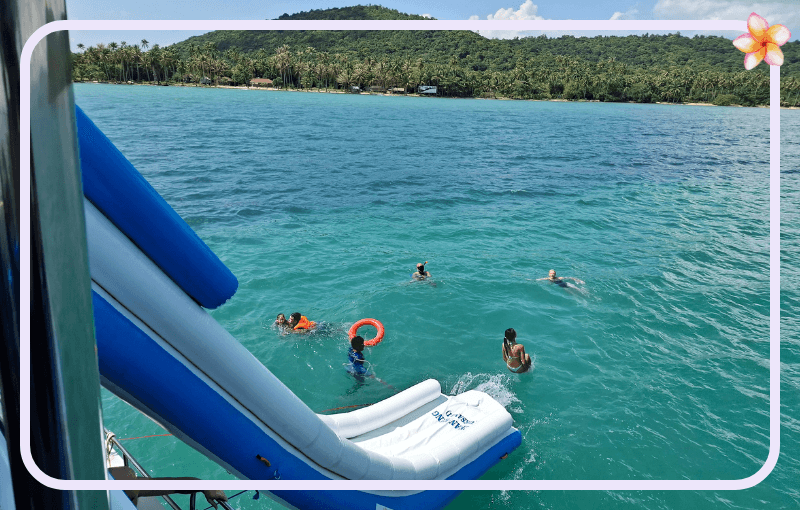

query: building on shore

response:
[249,78,274,88]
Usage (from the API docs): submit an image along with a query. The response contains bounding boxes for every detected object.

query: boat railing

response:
[104,429,234,510]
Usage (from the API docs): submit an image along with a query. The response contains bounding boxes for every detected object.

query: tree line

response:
[71,39,800,107]
[70,5,800,107]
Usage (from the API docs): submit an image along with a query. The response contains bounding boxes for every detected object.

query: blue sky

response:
[65,0,799,50]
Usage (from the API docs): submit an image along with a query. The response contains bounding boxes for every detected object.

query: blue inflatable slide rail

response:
[76,105,237,309]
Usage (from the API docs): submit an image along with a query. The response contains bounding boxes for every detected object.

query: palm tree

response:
[272,45,292,88]
[149,44,162,84]
[202,42,219,84]
[786,77,800,107]
[93,43,111,82]
[315,51,330,91]
[140,52,151,83]
[296,57,313,89]
[203,41,218,60]
[81,46,97,81]
[132,45,142,82]
[374,58,389,89]
[107,42,119,81]
[331,53,347,90]
[167,47,180,82]
[337,62,355,92]
[252,48,270,79]
[395,58,413,93]
[176,59,188,84]
[140,40,150,81]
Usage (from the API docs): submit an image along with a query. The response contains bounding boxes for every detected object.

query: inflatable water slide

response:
[77,105,521,510]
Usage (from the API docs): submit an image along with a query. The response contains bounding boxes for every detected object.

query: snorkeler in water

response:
[537,269,584,287]
[412,261,431,280]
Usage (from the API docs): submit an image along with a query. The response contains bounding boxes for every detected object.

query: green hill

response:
[275,5,430,20]
[169,5,798,76]
[169,5,484,67]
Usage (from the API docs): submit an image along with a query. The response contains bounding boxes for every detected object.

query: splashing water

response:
[446,372,523,411]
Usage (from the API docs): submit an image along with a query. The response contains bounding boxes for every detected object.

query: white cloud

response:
[654,0,785,21]
[470,2,648,40]
[485,0,544,21]
[653,0,799,39]
[468,0,798,41]
[470,0,545,39]
[610,8,640,21]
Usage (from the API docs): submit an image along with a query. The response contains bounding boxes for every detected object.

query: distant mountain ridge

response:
[274,5,432,21]
[168,4,797,76]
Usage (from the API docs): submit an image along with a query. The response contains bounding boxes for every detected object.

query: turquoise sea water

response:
[74,83,799,509]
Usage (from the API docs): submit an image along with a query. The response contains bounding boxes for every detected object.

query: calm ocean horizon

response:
[74,83,800,510]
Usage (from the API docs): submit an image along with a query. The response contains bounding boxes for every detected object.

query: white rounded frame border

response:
[20,18,780,492]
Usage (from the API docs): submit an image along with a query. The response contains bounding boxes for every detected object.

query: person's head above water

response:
[289,312,301,324]
[504,328,517,342]
[276,313,287,324]
[417,263,425,273]
[548,269,557,279]
[351,335,365,352]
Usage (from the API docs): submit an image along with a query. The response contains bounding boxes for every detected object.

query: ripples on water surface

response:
[75,84,800,509]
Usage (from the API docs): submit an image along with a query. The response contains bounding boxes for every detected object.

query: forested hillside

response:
[71,5,800,106]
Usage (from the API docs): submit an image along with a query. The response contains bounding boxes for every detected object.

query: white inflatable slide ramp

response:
[77,105,521,510]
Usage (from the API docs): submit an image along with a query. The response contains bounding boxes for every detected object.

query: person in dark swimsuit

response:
[502,328,531,374]
[537,269,584,287]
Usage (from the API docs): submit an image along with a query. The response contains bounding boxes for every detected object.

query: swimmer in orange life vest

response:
[288,312,316,331]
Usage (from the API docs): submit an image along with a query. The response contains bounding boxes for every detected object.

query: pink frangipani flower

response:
[733,13,791,70]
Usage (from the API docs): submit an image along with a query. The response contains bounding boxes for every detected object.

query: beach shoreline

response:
[74,80,799,109]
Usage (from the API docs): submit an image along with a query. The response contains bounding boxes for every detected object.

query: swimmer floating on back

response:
[502,328,531,374]
[537,269,584,287]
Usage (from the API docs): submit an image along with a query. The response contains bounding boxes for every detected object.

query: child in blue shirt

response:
[348,335,369,380]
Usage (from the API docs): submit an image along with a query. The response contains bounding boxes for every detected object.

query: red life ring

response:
[348,318,385,346]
